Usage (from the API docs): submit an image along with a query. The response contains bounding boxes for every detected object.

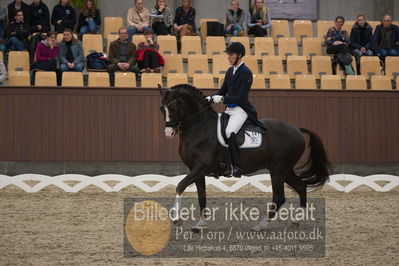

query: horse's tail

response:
[299,128,333,190]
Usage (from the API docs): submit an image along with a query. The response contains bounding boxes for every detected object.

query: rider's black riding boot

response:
[224,133,241,178]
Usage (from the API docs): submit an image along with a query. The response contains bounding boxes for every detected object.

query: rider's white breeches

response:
[224,106,248,139]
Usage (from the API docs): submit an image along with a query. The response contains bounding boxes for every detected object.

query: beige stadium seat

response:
[269,74,291,89]
[193,74,214,89]
[82,34,103,56]
[167,73,188,87]
[56,33,77,43]
[295,75,317,89]
[262,56,284,78]
[271,20,290,40]
[317,20,334,39]
[88,72,110,87]
[218,74,226,87]
[385,57,399,79]
[360,56,381,78]
[188,54,208,77]
[243,56,259,75]
[345,75,367,90]
[368,21,381,33]
[115,72,136,87]
[35,71,57,87]
[311,56,333,78]
[278,38,298,58]
[252,75,265,89]
[62,72,84,87]
[396,76,399,90]
[302,38,323,60]
[206,36,226,57]
[141,73,162,88]
[342,21,355,34]
[8,71,30,86]
[254,37,274,57]
[181,36,202,59]
[162,54,183,77]
[0,51,3,61]
[104,17,123,37]
[287,56,308,78]
[293,20,313,40]
[212,54,230,77]
[320,75,342,90]
[199,18,219,40]
[158,35,178,55]
[230,37,250,55]
[132,34,145,47]
[370,76,392,90]
[8,51,29,71]
[335,56,357,77]
[106,34,119,54]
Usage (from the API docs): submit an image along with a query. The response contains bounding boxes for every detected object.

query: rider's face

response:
[228,53,238,65]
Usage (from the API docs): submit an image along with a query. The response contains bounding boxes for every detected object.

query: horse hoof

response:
[250,225,267,232]
[291,222,300,228]
[173,219,183,226]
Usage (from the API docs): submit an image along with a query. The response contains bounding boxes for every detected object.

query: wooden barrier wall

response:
[0,87,398,163]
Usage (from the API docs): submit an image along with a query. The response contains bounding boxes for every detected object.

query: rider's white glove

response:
[212,95,224,104]
[205,96,212,102]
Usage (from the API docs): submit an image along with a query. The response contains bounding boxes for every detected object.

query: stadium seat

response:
[360,56,381,78]
[317,20,334,39]
[206,36,226,57]
[167,73,188,87]
[62,72,84,87]
[368,21,381,33]
[311,56,333,78]
[278,38,298,58]
[271,20,290,40]
[141,73,162,88]
[181,36,202,59]
[385,57,399,79]
[188,54,209,78]
[82,34,103,56]
[230,37,250,55]
[254,37,274,57]
[88,72,110,87]
[218,74,225,87]
[293,20,313,40]
[320,75,342,90]
[0,51,3,61]
[252,75,265,89]
[103,17,123,37]
[132,34,145,47]
[262,56,284,78]
[56,33,77,43]
[106,34,119,54]
[302,38,323,60]
[35,71,57,87]
[370,76,392,90]
[163,54,184,77]
[115,72,136,87]
[212,54,230,77]
[295,75,317,89]
[199,18,219,40]
[345,75,367,90]
[243,55,259,75]
[287,56,308,78]
[396,76,399,89]
[269,74,291,89]
[193,74,214,89]
[8,51,29,71]
[8,71,30,86]
[335,56,357,77]
[342,21,355,34]
[158,35,178,55]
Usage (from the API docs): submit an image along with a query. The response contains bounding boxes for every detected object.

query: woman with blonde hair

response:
[78,0,101,36]
[150,0,173,35]
[247,0,271,37]
[225,0,245,37]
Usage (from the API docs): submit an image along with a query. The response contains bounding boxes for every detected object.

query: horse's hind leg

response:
[285,171,307,227]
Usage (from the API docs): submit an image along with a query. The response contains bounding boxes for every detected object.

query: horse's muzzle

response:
[165,127,176,138]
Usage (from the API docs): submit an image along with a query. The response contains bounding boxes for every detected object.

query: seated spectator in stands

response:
[29,0,50,34]
[136,28,164,73]
[173,0,196,40]
[34,31,59,71]
[350,14,373,57]
[372,14,399,61]
[107,27,139,86]
[7,0,29,23]
[78,0,100,37]
[127,0,151,42]
[326,16,355,75]
[150,0,173,35]
[247,0,271,37]
[0,6,6,39]
[51,0,76,33]
[0,60,7,85]
[225,0,245,37]
[58,28,84,72]
[5,10,30,51]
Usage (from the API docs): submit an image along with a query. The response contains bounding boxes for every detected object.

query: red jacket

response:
[135,49,165,66]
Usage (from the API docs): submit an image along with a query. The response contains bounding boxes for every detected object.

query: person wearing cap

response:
[206,42,265,178]
[136,28,164,73]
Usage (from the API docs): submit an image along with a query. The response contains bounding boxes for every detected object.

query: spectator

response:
[247,0,271,37]
[5,10,30,51]
[372,14,399,61]
[58,28,84,72]
[7,0,29,23]
[350,14,373,57]
[0,60,7,85]
[0,6,6,39]
[136,28,163,73]
[173,0,196,40]
[127,0,151,42]
[29,0,50,34]
[107,27,138,86]
[78,0,100,37]
[51,0,76,33]
[34,31,59,71]
[326,16,355,75]
[150,0,173,35]
[225,0,245,37]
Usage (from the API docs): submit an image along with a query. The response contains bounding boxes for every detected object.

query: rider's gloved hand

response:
[205,96,213,102]
[212,95,224,103]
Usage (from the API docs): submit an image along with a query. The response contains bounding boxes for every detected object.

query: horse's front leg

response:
[191,176,209,232]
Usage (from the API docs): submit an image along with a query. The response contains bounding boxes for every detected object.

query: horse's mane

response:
[170,84,214,110]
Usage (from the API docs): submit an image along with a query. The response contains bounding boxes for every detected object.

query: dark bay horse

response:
[159,84,332,231]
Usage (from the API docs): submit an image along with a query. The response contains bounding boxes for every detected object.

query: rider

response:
[206,42,265,178]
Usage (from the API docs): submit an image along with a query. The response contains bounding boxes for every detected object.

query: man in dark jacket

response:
[7,0,29,23]
[29,0,50,34]
[5,10,30,51]
[51,0,76,33]
[372,14,399,60]
[350,14,374,57]
[107,27,139,86]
